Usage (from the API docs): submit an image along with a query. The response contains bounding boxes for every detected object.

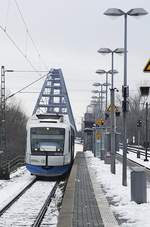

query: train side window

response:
[69,131,71,152]
[71,128,75,152]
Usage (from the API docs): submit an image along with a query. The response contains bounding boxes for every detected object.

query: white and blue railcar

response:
[26,114,75,177]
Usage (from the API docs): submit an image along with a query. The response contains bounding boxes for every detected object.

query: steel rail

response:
[32,181,60,227]
[119,144,150,158]
[0,178,36,217]
[117,152,150,173]
[117,146,150,170]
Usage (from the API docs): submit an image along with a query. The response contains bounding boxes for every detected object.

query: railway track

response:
[32,181,59,227]
[116,151,150,184]
[117,144,150,171]
[120,144,150,157]
[0,179,65,226]
[0,177,36,217]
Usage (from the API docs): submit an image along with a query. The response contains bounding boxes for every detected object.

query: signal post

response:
[94,118,105,159]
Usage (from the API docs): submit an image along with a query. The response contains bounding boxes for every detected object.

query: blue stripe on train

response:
[26,164,70,176]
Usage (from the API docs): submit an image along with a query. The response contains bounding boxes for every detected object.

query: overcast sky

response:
[0,0,150,129]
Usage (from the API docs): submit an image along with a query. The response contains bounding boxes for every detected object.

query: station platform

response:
[57,152,119,227]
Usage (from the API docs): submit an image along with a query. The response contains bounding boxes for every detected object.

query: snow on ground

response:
[86,150,150,227]
[75,142,83,155]
[118,148,150,169]
[0,143,82,226]
[41,184,63,227]
[0,166,65,227]
[4,143,150,226]
[0,181,55,226]
[0,166,34,210]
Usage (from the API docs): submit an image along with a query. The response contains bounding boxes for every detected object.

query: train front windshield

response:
[31,127,65,154]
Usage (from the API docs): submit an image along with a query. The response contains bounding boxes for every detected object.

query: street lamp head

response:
[108,69,118,74]
[104,8,125,16]
[91,96,98,99]
[103,82,111,87]
[104,8,148,17]
[93,82,107,88]
[98,48,124,55]
[114,48,125,54]
[99,95,105,99]
[97,48,112,54]
[90,100,98,106]
[93,82,101,87]
[92,90,99,94]
[96,69,106,74]
[127,8,148,16]
[100,90,106,94]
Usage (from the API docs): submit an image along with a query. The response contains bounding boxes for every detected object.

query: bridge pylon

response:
[33,68,76,132]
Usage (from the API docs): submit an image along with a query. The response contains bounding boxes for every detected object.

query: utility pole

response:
[110,52,116,174]
[0,66,10,179]
[0,66,6,153]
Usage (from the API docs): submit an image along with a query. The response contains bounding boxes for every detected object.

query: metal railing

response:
[1,155,25,173]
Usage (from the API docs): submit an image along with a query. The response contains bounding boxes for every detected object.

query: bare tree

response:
[0,100,28,164]
[116,89,150,146]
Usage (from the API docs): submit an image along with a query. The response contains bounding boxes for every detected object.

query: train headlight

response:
[57,148,63,152]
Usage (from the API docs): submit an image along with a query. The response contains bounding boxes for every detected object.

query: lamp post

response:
[91,95,99,117]
[96,69,117,110]
[92,86,106,159]
[92,90,100,121]
[91,93,105,124]
[98,48,123,174]
[104,8,148,185]
[93,83,106,117]
[96,70,109,111]
[92,86,105,119]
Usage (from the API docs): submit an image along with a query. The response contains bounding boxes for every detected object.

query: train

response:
[25,113,75,177]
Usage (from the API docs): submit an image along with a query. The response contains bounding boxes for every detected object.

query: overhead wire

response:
[9,70,48,73]
[19,89,91,93]
[14,0,48,70]
[1,2,93,102]
[4,0,11,31]
[0,24,43,76]
[0,1,49,78]
[25,28,28,58]
[5,73,48,100]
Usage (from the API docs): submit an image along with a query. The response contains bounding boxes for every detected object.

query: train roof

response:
[26,113,74,129]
